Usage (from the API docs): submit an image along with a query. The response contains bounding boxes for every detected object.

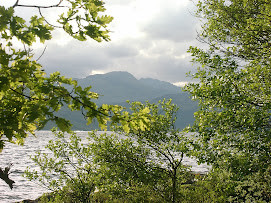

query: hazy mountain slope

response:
[44,71,197,130]
[76,71,182,104]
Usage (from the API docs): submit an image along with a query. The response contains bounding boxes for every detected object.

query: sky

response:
[3,0,203,86]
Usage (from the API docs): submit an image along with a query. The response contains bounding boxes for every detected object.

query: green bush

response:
[24,130,97,203]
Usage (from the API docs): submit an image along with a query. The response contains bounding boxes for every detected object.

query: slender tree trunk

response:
[172,168,177,203]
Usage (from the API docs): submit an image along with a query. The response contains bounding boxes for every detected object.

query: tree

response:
[25,130,165,203]
[0,0,152,189]
[0,0,114,188]
[24,130,98,203]
[0,0,114,150]
[185,0,271,177]
[25,100,195,202]
[90,100,194,203]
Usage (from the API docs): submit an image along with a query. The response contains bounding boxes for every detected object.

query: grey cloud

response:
[36,34,198,83]
[135,56,194,83]
[105,42,139,58]
[5,0,202,85]
[38,41,110,78]
[123,39,197,83]
[36,39,140,78]
[141,5,199,42]
[103,43,197,84]
[27,1,201,84]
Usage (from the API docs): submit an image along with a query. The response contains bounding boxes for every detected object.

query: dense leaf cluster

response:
[0,1,151,151]
[181,3,271,201]
[185,0,271,176]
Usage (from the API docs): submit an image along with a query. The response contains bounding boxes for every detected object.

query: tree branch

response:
[12,0,19,8]
[38,8,63,29]
[15,0,66,9]
[36,45,47,61]
[0,164,15,189]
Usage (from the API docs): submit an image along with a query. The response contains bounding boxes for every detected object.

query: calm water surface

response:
[0,131,210,203]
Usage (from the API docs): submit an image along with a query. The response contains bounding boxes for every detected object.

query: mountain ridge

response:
[45,71,197,130]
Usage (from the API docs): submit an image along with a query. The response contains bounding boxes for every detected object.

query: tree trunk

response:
[172,168,177,203]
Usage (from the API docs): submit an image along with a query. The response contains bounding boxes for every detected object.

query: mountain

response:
[44,71,197,130]
[76,71,183,104]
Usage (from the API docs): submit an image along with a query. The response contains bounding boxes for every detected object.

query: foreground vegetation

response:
[24,128,271,203]
[1,0,270,202]
[25,100,194,203]
[25,99,271,203]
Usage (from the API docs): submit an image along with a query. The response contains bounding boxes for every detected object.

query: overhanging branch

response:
[14,0,66,9]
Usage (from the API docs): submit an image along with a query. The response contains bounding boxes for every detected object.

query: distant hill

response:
[44,71,197,130]
[76,71,184,104]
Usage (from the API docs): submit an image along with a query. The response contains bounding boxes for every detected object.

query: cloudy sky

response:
[3,0,203,86]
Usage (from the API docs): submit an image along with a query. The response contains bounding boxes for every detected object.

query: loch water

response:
[0,131,210,203]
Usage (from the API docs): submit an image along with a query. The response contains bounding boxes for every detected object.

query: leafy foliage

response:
[0,0,133,151]
[24,130,98,203]
[178,166,271,203]
[0,1,155,191]
[196,0,271,61]
[233,165,271,202]
[91,100,194,202]
[25,130,167,203]
[25,100,195,203]
[185,0,271,177]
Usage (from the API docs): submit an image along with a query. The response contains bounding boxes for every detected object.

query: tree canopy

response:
[0,1,152,151]
[185,0,271,175]
[0,0,115,150]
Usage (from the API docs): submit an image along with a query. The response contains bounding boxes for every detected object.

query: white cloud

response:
[173,81,189,87]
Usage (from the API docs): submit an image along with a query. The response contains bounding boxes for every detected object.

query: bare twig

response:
[36,45,47,61]
[38,8,63,29]
[15,0,67,9]
[12,0,19,8]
